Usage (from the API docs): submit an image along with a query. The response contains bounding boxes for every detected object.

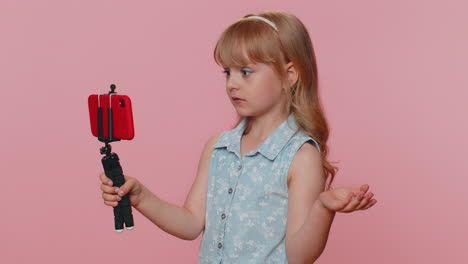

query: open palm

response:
[318,184,377,213]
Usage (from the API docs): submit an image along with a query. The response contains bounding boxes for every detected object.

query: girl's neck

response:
[244,111,289,140]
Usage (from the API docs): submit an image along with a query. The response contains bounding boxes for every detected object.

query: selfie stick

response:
[98,84,134,232]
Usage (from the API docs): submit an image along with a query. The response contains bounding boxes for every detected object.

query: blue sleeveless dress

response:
[198,113,320,264]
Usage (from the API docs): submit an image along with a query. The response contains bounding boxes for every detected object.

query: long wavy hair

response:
[213,10,338,191]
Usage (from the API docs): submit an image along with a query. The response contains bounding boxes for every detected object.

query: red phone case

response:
[88,94,135,140]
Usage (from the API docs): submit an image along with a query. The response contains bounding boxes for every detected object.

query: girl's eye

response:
[241,68,252,76]
[221,68,252,77]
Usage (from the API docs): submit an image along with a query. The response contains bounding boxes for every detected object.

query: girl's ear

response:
[284,62,298,88]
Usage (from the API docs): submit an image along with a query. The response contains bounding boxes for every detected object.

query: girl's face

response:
[223,62,286,117]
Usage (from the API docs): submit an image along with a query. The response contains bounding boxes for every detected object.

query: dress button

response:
[221,213,226,220]
[237,164,243,170]
[218,242,223,249]
[228,188,233,194]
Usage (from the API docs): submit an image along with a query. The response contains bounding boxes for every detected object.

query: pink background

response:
[1,0,467,263]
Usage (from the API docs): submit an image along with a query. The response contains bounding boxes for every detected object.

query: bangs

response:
[214,19,284,68]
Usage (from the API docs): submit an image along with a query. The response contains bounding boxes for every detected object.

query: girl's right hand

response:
[99,173,144,208]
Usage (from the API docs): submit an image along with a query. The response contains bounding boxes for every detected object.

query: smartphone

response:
[88,94,135,140]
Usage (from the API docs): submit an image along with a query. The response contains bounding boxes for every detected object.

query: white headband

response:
[244,16,278,32]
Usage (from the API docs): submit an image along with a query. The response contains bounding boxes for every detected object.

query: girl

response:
[99,10,377,264]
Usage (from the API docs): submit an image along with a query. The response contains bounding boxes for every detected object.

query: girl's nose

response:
[227,76,240,91]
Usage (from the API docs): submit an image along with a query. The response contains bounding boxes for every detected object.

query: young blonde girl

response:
[99,10,377,264]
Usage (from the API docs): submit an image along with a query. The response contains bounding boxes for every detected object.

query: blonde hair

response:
[213,10,338,191]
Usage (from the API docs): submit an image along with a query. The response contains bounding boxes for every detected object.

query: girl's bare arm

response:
[285,143,335,263]
[129,133,222,240]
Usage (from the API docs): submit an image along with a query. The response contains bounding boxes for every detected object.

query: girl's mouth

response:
[233,97,245,103]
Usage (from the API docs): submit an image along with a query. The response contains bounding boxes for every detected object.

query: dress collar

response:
[212,113,299,160]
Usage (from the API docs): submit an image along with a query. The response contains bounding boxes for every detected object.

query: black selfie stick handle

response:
[101,147,134,232]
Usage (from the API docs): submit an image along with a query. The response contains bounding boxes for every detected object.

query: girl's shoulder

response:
[208,131,225,148]
[289,130,321,153]
[211,122,245,149]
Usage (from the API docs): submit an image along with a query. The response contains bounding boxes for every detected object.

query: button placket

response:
[228,161,242,196]
[218,159,242,253]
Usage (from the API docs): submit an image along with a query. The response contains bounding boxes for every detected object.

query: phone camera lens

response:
[119,99,125,107]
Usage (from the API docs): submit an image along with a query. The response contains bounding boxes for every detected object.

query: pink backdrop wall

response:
[1,0,467,263]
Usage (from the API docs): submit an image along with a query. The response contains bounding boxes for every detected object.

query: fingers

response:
[348,184,371,211]
[99,172,138,207]
[341,188,369,213]
[99,172,116,193]
[100,182,118,194]
[99,172,113,186]
[341,192,363,213]
[99,172,119,207]
[116,178,134,197]
[102,192,121,201]
[351,186,377,211]
[356,192,373,210]
[357,184,377,210]
[334,184,377,213]
[102,191,121,207]
[363,199,377,209]
[104,200,119,207]
[359,184,369,193]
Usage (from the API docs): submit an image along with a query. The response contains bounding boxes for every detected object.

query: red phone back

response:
[88,94,135,140]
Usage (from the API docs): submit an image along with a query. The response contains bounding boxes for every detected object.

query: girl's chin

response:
[235,108,259,117]
[234,109,250,116]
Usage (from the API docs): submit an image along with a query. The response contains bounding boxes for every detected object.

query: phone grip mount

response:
[98,84,134,232]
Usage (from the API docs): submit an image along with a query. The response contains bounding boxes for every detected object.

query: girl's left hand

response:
[318,184,377,213]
